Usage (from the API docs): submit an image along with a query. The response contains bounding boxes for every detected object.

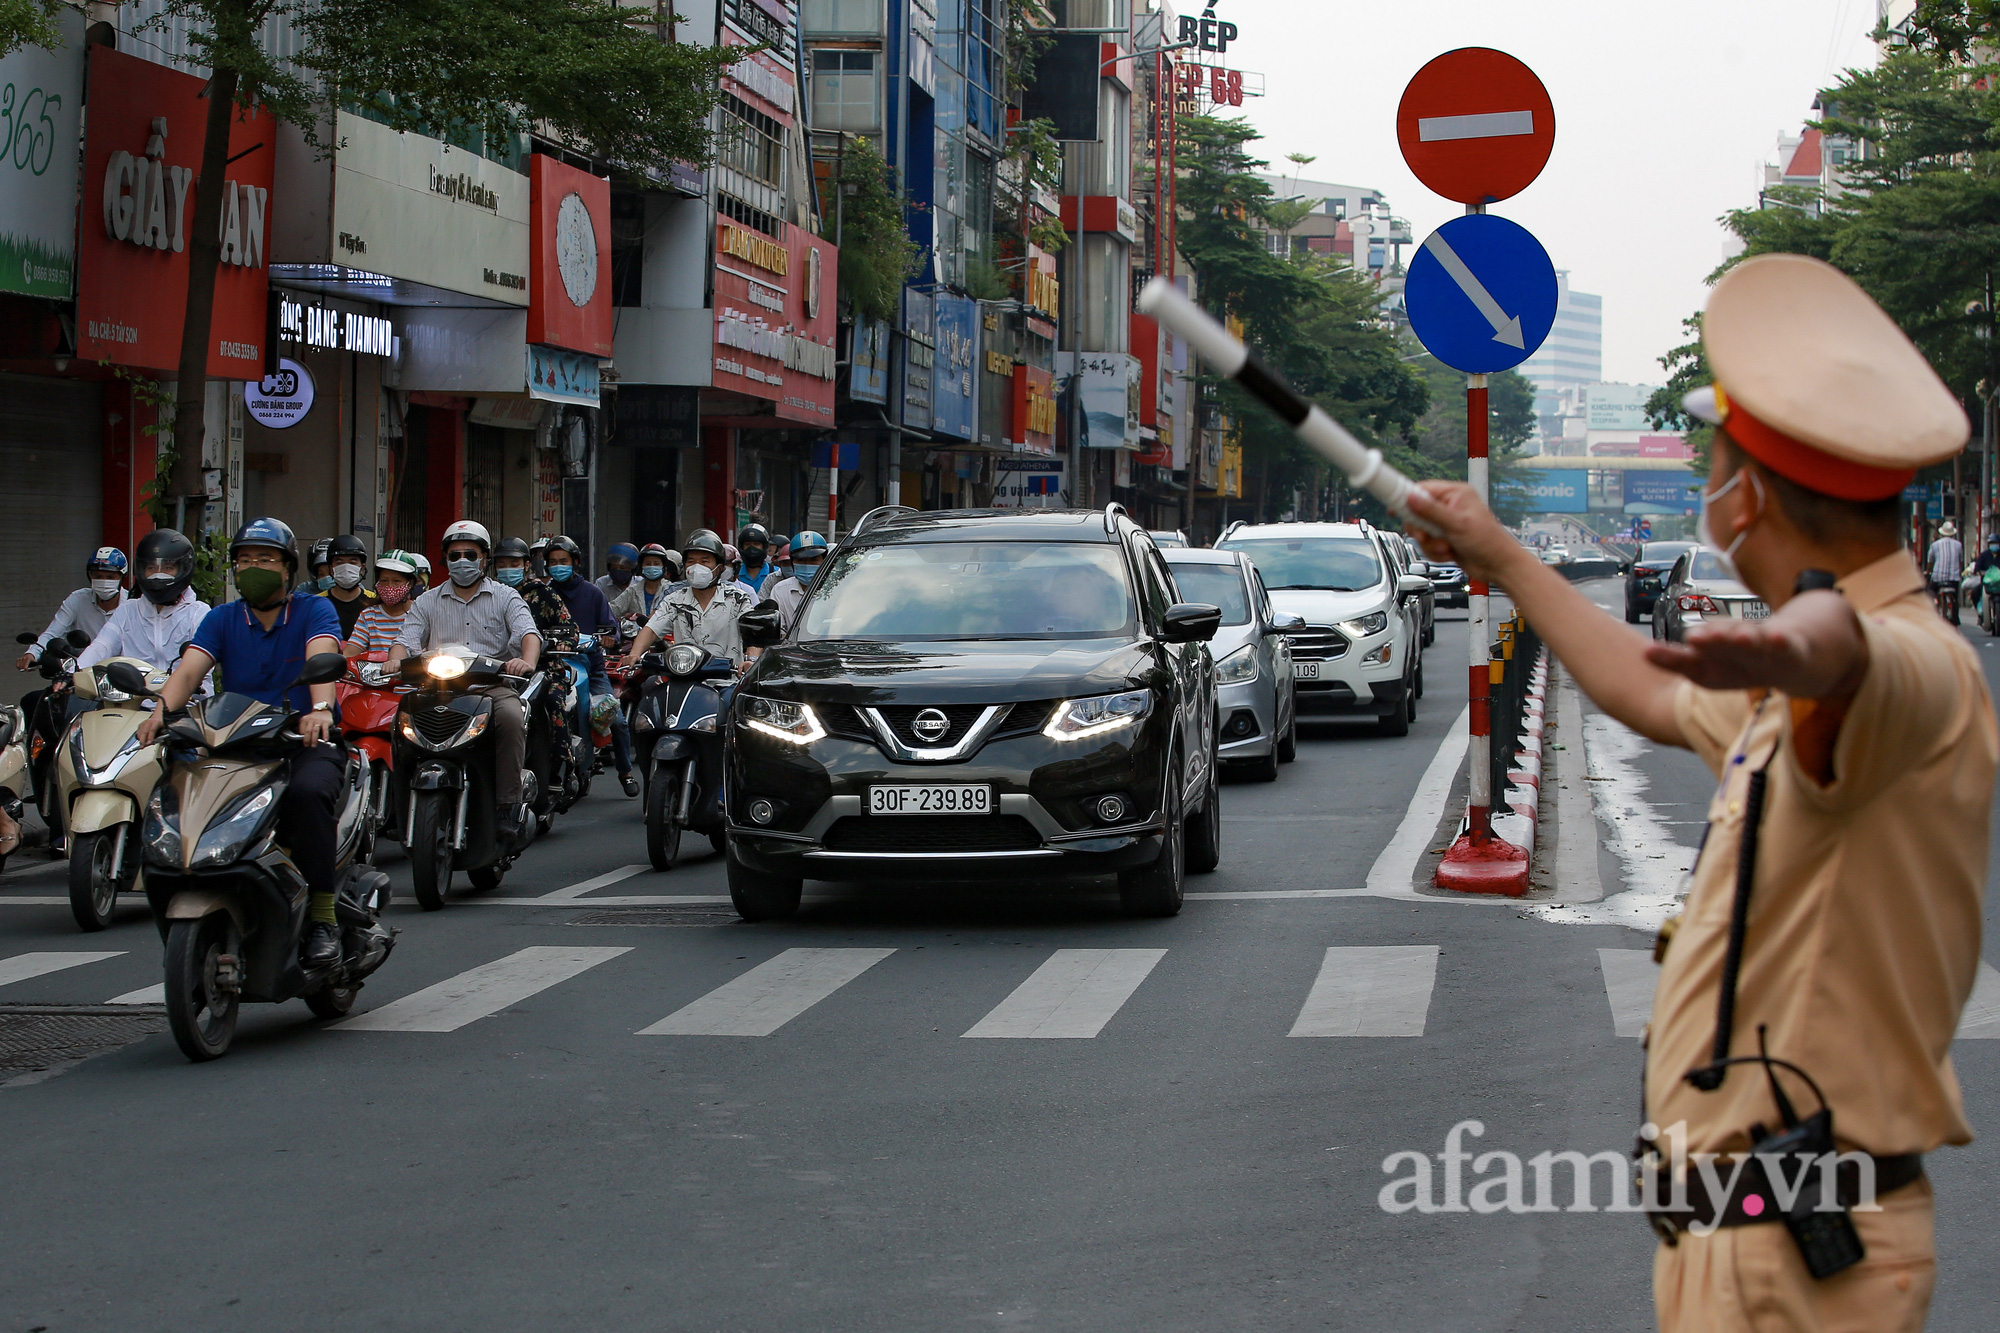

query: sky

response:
[1217,0,1886,386]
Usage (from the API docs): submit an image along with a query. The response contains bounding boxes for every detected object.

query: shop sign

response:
[1024,245,1059,319]
[243,358,314,429]
[1173,62,1246,111]
[1175,6,1241,54]
[77,46,273,378]
[711,221,837,423]
[931,294,979,441]
[527,343,601,406]
[993,454,1063,507]
[1057,352,1139,450]
[0,16,83,298]
[850,317,890,404]
[901,287,934,432]
[528,154,612,357]
[278,297,399,358]
[612,385,700,447]
[1012,364,1056,457]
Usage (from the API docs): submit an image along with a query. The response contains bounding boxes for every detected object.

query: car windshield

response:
[1164,561,1250,625]
[1220,537,1383,592]
[1689,551,1734,582]
[798,541,1136,641]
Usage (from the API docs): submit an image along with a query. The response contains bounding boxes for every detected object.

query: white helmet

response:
[441,520,491,555]
[409,552,433,580]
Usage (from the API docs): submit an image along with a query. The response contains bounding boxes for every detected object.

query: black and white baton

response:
[1135,277,1438,534]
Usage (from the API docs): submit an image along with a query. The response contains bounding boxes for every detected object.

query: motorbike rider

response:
[608,543,677,622]
[768,537,792,591]
[595,542,640,603]
[1927,520,1965,624]
[1972,532,2000,611]
[543,536,637,796]
[720,543,762,600]
[625,531,762,671]
[736,524,777,590]
[78,529,209,673]
[409,552,433,588]
[19,547,128,673]
[136,519,346,966]
[493,538,581,653]
[344,549,422,656]
[383,521,541,840]
[528,537,551,582]
[320,533,376,639]
[306,538,334,593]
[764,530,828,632]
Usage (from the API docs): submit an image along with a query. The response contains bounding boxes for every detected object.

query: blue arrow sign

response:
[1404,214,1558,374]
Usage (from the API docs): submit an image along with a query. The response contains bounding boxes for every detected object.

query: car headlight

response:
[191,785,279,869]
[1339,610,1389,638]
[142,781,180,866]
[739,696,825,745]
[428,654,467,680]
[666,644,706,677]
[1043,689,1152,742]
[1214,644,1259,685]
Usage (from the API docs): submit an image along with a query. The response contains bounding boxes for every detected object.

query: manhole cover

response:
[0,1005,166,1083]
[566,906,740,927]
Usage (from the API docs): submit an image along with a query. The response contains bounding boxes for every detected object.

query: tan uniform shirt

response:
[1646,550,1996,1156]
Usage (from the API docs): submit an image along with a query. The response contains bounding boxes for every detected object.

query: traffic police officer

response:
[1407,254,1995,1331]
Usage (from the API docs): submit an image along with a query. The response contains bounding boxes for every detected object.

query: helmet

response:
[494,536,531,561]
[606,541,638,565]
[327,533,368,562]
[230,517,300,575]
[135,529,194,605]
[546,535,583,560]
[681,531,727,564]
[409,553,433,581]
[308,538,332,570]
[790,530,829,556]
[86,546,129,577]
[440,520,491,555]
[374,548,419,578]
[736,523,770,548]
[721,542,741,569]
[638,542,671,562]
[528,536,550,554]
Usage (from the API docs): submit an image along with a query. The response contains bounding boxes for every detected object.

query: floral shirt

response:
[518,579,580,653]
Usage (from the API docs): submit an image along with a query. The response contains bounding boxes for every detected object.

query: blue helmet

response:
[789,531,828,555]
[606,542,639,565]
[230,517,301,576]
[87,546,128,576]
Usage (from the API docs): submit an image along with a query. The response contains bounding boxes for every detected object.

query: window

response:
[1164,561,1250,626]
[1217,537,1385,593]
[720,94,784,187]
[802,0,881,36]
[800,542,1137,641]
[610,191,645,308]
[811,49,880,133]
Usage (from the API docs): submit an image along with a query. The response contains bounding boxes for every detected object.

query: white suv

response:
[1217,521,1426,737]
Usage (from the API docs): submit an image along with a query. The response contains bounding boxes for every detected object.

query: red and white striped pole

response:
[1465,371,1491,838]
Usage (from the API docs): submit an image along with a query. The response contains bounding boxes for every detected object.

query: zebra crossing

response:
[7,945,2000,1045]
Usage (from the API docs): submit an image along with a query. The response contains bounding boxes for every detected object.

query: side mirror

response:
[1407,560,1430,577]
[103,661,152,696]
[1161,602,1222,644]
[1263,612,1307,637]
[1618,561,1633,575]
[64,629,92,651]
[739,602,783,648]
[1397,574,1431,597]
[298,652,350,686]
[15,632,35,646]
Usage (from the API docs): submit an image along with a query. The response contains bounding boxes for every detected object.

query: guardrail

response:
[1488,611,1543,813]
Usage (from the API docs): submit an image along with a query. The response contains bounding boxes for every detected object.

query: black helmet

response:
[230,517,300,576]
[135,529,195,606]
[308,537,332,571]
[326,533,368,562]
[546,535,583,560]
[494,536,531,560]
[736,523,769,548]
[682,530,727,563]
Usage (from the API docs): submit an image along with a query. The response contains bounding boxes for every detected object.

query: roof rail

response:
[1103,501,1128,534]
[850,505,917,538]
[1219,519,1245,541]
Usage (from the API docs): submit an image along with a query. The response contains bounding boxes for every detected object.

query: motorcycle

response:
[524,654,584,838]
[0,703,29,873]
[137,653,396,1061]
[393,647,537,909]
[541,650,595,818]
[1981,565,2000,636]
[337,654,403,865]
[632,643,733,871]
[55,655,170,930]
[14,628,91,850]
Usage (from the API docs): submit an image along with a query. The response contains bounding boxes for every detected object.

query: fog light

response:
[1095,795,1127,823]
[748,798,777,825]
[1225,709,1259,738]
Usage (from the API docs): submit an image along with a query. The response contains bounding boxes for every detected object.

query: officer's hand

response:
[15,652,35,672]
[504,657,533,677]
[1644,589,1867,699]
[298,711,333,746]
[1405,483,1530,585]
[136,709,164,746]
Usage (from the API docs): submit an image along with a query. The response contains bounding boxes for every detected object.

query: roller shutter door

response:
[0,372,104,646]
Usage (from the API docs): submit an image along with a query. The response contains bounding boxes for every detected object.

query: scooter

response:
[337,654,402,865]
[393,648,538,909]
[14,628,91,850]
[523,655,582,838]
[632,643,733,871]
[0,704,30,873]
[137,653,396,1061]
[542,649,594,817]
[1980,565,2000,637]
[55,655,170,930]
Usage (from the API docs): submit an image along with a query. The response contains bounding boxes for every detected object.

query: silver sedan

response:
[1164,547,1300,782]
[1650,548,1769,642]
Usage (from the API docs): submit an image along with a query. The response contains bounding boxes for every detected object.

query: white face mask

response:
[684,564,716,590]
[89,578,121,599]
[1696,467,1764,573]
[331,565,364,590]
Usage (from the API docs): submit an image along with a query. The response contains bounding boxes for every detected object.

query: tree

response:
[0,0,70,59]
[132,0,736,490]
[822,134,919,324]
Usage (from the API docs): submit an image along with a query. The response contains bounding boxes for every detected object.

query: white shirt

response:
[36,586,125,651]
[643,582,756,664]
[766,574,810,632]
[1928,536,1964,582]
[396,580,540,660]
[79,588,209,672]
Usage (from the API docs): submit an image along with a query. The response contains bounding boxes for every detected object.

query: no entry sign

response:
[1397,48,1555,205]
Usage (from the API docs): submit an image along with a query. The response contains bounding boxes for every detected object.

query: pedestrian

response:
[1407,254,1995,1331]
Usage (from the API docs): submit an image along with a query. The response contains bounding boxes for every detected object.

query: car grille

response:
[1285,626,1350,661]
[818,703,877,743]
[823,814,1042,853]
[812,701,1055,748]
[874,703,992,748]
[413,706,467,746]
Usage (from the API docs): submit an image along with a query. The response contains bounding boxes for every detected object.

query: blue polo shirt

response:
[549,574,616,671]
[189,592,344,710]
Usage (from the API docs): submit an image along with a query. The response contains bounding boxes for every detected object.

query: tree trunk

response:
[171,53,242,480]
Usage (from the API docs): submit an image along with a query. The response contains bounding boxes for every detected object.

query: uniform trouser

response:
[1654,1175,1935,1332]
[471,684,527,807]
[277,744,346,897]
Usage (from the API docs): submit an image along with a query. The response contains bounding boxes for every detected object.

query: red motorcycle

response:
[338,653,403,864]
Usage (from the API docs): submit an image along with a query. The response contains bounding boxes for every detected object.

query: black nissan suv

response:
[724,505,1222,921]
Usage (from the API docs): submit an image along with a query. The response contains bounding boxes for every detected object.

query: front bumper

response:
[1216,676,1277,758]
[1292,632,1404,718]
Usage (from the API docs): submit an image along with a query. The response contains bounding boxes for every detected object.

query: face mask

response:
[1696,467,1765,571]
[793,561,821,580]
[684,564,716,590]
[495,567,525,587]
[90,578,121,599]
[332,565,363,590]
[313,574,333,591]
[377,582,411,606]
[235,566,287,608]
[549,564,575,583]
[142,575,180,605]
[641,564,665,581]
[743,548,766,566]
[447,557,483,588]
[608,568,632,587]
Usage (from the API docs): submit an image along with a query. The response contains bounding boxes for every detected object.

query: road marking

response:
[106,984,165,1006]
[1363,706,1470,899]
[1599,948,1658,1038]
[335,946,631,1033]
[1289,946,1438,1037]
[0,951,124,987]
[1957,962,2000,1039]
[1418,109,1536,142]
[536,865,651,901]
[1419,232,1525,347]
[963,949,1166,1039]
[639,948,895,1037]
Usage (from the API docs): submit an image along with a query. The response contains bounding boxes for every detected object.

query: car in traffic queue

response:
[1147,530,1190,548]
[1623,540,1695,624]
[1380,531,1436,648]
[1161,547,1301,782]
[722,505,1223,922]
[1540,545,1571,566]
[1650,547,1769,642]
[1426,559,1468,609]
[1216,521,1427,738]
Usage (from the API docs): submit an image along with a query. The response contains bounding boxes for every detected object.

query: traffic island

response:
[1436,616,1548,897]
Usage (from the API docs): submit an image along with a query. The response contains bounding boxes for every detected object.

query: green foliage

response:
[1644,314,1715,478]
[106,367,181,527]
[0,0,66,60]
[190,530,232,606]
[1004,0,1056,101]
[1889,1,2000,61]
[964,257,1011,302]
[822,135,919,323]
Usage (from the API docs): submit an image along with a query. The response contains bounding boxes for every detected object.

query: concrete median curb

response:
[1435,646,1548,897]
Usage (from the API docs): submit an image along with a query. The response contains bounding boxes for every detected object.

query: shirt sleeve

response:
[37,589,84,650]
[1672,680,1754,776]
[187,604,230,664]
[502,589,540,653]
[644,599,677,639]
[300,595,343,647]
[76,606,124,669]
[1791,612,1972,813]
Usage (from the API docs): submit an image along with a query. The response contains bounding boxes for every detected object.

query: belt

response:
[1645,1152,1923,1241]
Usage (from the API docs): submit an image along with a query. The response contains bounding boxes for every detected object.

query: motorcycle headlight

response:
[1214,644,1259,685]
[428,654,467,680]
[142,781,180,867]
[666,644,705,678]
[1043,689,1152,742]
[191,785,279,869]
[1339,610,1389,639]
[739,696,824,745]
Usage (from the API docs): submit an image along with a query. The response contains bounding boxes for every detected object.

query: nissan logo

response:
[911,708,950,742]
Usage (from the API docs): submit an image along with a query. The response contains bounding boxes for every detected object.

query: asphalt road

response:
[2,593,1996,1331]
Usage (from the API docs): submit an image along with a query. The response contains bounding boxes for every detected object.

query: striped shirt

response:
[346,604,414,655]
